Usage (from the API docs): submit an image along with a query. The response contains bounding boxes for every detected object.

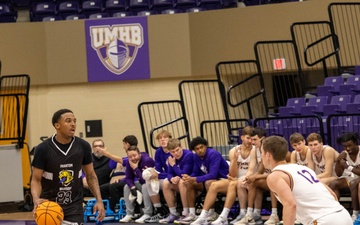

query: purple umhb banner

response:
[85,17,150,82]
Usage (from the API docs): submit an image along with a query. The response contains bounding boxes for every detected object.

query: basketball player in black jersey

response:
[31,109,105,225]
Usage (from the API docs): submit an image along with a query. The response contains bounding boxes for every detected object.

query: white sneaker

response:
[230,214,245,224]
[190,217,208,225]
[179,213,197,224]
[206,211,218,221]
[120,215,134,223]
[264,214,279,225]
[211,216,228,225]
[234,214,255,225]
[294,218,302,225]
[135,214,151,223]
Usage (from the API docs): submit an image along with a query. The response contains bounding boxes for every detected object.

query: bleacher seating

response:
[151,0,174,14]
[66,14,86,20]
[89,12,109,18]
[339,75,360,101]
[104,0,127,16]
[112,11,132,17]
[30,1,57,21]
[137,9,156,16]
[316,76,344,101]
[161,8,181,14]
[127,0,150,15]
[0,3,18,22]
[42,15,62,21]
[278,97,306,116]
[81,0,103,18]
[346,94,360,114]
[323,95,351,116]
[300,96,328,116]
[57,1,80,20]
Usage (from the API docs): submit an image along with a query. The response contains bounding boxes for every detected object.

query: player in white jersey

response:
[290,133,311,167]
[306,133,339,184]
[328,132,360,221]
[190,126,255,225]
[235,127,280,225]
[263,136,352,225]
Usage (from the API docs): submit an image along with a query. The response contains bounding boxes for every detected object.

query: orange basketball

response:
[35,201,64,225]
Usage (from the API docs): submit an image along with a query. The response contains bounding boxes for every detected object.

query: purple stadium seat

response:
[355,66,360,76]
[42,15,63,21]
[128,0,150,15]
[300,96,328,116]
[31,1,57,21]
[346,95,360,114]
[322,95,351,116]
[175,0,199,12]
[112,11,133,17]
[89,12,110,18]
[137,10,156,16]
[185,7,205,12]
[81,0,103,18]
[316,76,344,101]
[151,0,174,13]
[278,97,306,116]
[161,8,181,13]
[58,1,80,19]
[104,0,127,16]
[0,3,18,22]
[65,14,86,20]
[339,75,360,101]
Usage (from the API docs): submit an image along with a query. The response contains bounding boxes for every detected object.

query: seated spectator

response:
[237,127,281,225]
[306,132,339,185]
[119,146,155,223]
[158,138,194,223]
[83,139,122,197]
[329,132,360,222]
[191,126,256,225]
[99,135,138,211]
[290,132,311,167]
[177,136,229,224]
[143,130,173,223]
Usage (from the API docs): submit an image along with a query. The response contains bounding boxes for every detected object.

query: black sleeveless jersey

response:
[32,134,92,223]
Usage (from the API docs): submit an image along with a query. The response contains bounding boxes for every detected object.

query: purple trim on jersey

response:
[167,149,194,180]
[125,152,155,188]
[191,148,229,183]
[155,146,171,179]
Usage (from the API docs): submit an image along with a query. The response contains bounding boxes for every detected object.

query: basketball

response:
[35,201,64,225]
